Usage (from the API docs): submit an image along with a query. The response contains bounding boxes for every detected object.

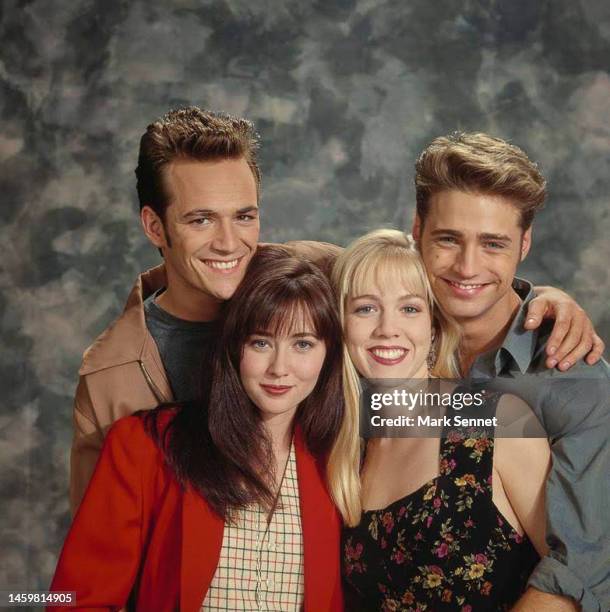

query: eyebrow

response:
[181,205,259,219]
[430,228,512,242]
[249,331,320,339]
[350,294,425,301]
[479,232,512,242]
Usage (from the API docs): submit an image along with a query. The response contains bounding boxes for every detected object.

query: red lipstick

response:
[260,384,292,396]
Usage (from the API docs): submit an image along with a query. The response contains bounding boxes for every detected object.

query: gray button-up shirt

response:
[469,278,610,611]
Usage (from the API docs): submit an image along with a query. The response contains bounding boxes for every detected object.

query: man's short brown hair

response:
[414,132,546,230]
[135,106,261,218]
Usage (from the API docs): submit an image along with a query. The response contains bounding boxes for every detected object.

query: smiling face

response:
[414,190,531,326]
[239,309,328,423]
[345,279,433,380]
[142,157,259,315]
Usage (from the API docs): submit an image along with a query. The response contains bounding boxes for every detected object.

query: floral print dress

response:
[343,393,539,611]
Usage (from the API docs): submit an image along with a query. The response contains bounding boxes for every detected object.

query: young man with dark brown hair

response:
[413,132,609,611]
[69,107,338,513]
[70,109,262,511]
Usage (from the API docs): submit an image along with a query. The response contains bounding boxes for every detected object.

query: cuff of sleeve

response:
[528,555,602,612]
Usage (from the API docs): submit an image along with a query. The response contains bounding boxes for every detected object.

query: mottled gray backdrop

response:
[1,0,609,595]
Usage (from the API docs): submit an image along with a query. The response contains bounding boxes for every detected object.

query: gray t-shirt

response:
[144,289,217,402]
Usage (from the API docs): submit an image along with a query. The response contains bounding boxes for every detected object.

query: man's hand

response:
[511,587,579,611]
[525,286,605,370]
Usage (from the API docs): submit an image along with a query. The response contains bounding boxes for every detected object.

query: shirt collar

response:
[492,277,539,375]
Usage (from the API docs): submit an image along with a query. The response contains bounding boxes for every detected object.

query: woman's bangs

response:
[245,296,320,339]
[349,250,430,302]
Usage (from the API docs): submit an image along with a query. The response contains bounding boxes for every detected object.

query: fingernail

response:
[548,346,557,355]
[560,361,570,370]
[527,318,536,325]
[548,359,557,367]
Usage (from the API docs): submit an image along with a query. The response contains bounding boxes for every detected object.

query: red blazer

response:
[50,415,343,611]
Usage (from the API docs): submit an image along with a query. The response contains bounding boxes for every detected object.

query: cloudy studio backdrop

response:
[1,0,609,591]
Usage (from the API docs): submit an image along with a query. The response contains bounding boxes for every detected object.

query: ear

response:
[520,227,532,261]
[412,214,422,241]
[140,206,169,249]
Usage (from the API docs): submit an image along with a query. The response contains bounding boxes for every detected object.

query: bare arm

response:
[511,587,579,611]
[494,432,550,557]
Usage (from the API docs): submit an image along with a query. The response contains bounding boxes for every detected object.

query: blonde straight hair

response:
[327,229,460,526]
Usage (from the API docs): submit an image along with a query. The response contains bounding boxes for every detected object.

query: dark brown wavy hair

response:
[145,245,344,520]
[136,106,261,219]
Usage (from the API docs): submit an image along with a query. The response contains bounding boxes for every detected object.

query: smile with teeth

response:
[368,346,408,365]
[444,279,491,297]
[371,348,406,359]
[204,258,240,270]
[447,280,486,289]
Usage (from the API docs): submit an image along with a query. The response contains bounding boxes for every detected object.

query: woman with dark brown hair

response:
[50,246,344,612]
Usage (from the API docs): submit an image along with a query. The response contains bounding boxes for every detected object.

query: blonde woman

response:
[328,229,550,611]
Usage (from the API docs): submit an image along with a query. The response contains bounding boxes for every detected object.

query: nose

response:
[452,243,478,278]
[267,346,289,378]
[211,219,239,254]
[373,309,400,338]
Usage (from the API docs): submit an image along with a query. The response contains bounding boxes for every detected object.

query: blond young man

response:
[412,132,609,611]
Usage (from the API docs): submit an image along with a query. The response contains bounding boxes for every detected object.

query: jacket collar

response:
[180,428,340,612]
[79,265,167,376]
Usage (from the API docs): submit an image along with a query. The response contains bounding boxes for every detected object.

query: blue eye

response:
[354,305,376,315]
[295,340,314,351]
[401,305,420,314]
[250,339,269,349]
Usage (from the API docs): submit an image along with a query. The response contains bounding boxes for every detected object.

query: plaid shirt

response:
[202,442,304,611]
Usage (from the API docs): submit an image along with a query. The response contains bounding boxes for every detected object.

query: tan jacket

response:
[70,264,173,513]
[70,241,340,514]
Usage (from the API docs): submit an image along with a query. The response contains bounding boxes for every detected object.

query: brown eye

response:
[190,217,211,226]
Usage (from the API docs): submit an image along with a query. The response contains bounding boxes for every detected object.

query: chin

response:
[441,299,489,320]
[206,283,242,302]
